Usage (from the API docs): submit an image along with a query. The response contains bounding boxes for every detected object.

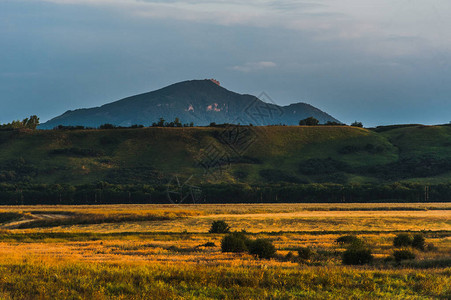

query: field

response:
[0,203,450,299]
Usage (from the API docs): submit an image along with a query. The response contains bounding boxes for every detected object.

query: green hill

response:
[3,124,451,186]
[3,124,451,203]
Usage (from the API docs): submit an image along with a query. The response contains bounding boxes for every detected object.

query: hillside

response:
[3,124,451,187]
[39,80,340,129]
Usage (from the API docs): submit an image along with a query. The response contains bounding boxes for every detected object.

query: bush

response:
[247,239,276,259]
[393,233,413,247]
[342,245,373,265]
[336,235,362,246]
[221,232,249,253]
[326,121,341,126]
[299,158,350,175]
[99,124,116,129]
[299,117,319,126]
[297,247,313,260]
[209,220,230,234]
[50,148,105,157]
[259,169,303,183]
[412,234,425,251]
[284,252,295,261]
[393,250,415,262]
[426,243,438,252]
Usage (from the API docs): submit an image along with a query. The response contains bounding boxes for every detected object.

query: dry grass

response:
[1,203,446,234]
[0,203,450,299]
[0,206,204,229]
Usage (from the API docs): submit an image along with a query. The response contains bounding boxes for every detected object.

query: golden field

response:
[0,203,450,299]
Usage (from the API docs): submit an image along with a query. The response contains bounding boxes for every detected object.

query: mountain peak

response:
[39,80,340,129]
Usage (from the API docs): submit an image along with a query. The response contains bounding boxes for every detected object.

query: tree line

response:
[0,115,365,131]
[0,182,446,205]
[299,117,363,127]
[0,115,40,130]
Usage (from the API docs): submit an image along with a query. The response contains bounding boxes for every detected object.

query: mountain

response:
[39,79,340,129]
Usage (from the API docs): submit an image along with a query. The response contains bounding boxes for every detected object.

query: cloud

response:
[29,0,332,29]
[230,61,277,72]
[29,0,451,56]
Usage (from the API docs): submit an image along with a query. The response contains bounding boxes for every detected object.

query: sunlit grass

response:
[0,203,449,298]
[0,259,449,299]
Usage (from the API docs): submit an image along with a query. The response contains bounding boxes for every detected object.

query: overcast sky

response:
[1,0,451,126]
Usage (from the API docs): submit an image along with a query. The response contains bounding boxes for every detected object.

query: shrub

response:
[297,247,313,260]
[393,233,413,247]
[426,243,438,252]
[259,169,302,183]
[0,212,23,223]
[99,123,116,129]
[315,249,341,260]
[247,239,276,259]
[209,220,230,234]
[299,117,319,126]
[326,121,341,126]
[412,234,425,251]
[284,252,295,261]
[221,232,249,253]
[336,235,362,246]
[50,148,105,157]
[342,245,373,265]
[393,250,415,262]
[299,158,350,175]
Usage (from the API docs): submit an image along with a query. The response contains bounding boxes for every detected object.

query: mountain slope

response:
[39,80,340,129]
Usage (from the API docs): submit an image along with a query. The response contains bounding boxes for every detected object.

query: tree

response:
[99,124,116,129]
[174,117,182,127]
[24,115,40,129]
[0,115,40,130]
[326,121,341,126]
[351,121,363,128]
[299,117,319,126]
[157,118,165,127]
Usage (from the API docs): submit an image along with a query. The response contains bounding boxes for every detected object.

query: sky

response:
[1,0,451,127]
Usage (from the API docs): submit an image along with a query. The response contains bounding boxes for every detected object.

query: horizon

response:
[3,77,451,128]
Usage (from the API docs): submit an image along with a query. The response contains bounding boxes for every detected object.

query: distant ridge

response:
[39,79,340,129]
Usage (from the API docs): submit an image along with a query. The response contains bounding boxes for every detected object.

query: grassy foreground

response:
[0,259,450,299]
[0,203,450,299]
